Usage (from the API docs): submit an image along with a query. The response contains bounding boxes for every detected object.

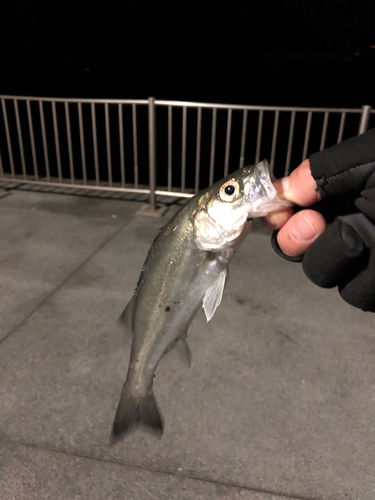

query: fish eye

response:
[220,180,240,202]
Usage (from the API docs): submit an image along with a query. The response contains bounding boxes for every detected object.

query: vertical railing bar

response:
[285,111,296,175]
[337,112,346,143]
[148,97,156,210]
[91,103,99,186]
[52,101,62,183]
[209,108,217,185]
[27,100,38,180]
[64,102,74,184]
[132,103,139,189]
[224,108,232,176]
[118,103,125,187]
[2,99,15,178]
[255,110,263,164]
[14,100,26,179]
[270,110,280,173]
[181,106,187,192]
[0,149,3,176]
[105,103,112,187]
[195,107,202,193]
[78,102,87,185]
[302,111,312,161]
[168,105,172,191]
[320,112,329,151]
[358,105,371,134]
[39,101,50,182]
[239,109,248,169]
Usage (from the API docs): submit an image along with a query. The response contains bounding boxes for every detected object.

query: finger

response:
[277,209,326,257]
[302,217,367,289]
[263,160,319,229]
[274,159,321,207]
[260,206,294,230]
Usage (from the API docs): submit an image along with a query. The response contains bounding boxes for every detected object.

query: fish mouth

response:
[243,160,292,217]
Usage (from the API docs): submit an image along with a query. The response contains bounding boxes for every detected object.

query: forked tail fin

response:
[111,384,164,442]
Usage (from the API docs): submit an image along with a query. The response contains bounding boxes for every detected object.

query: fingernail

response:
[290,214,318,242]
[274,177,289,200]
[279,177,289,193]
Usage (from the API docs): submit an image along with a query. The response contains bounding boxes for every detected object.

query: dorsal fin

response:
[118,296,136,336]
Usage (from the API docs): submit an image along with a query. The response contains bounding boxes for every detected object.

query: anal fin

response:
[174,337,192,368]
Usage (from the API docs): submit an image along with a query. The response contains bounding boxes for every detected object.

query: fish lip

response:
[243,160,277,206]
[243,160,292,216]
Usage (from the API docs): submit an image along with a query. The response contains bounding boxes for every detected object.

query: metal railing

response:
[0,95,373,210]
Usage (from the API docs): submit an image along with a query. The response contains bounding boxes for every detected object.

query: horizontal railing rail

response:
[0,95,373,208]
[155,99,365,113]
[0,95,149,105]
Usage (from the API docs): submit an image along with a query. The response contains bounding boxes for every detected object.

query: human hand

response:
[261,128,375,311]
[261,159,326,257]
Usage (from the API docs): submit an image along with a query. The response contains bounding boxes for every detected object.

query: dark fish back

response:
[136,227,164,290]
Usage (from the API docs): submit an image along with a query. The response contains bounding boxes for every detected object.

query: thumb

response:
[274,159,321,207]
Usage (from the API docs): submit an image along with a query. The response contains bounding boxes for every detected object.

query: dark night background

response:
[1,0,375,107]
[0,1,374,188]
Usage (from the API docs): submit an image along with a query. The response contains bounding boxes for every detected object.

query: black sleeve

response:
[309,128,375,198]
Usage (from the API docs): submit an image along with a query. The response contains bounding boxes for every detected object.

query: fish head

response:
[194,160,291,251]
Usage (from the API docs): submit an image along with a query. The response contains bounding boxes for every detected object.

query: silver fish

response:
[112,160,289,441]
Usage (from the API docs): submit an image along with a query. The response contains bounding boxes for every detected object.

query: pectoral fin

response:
[202,269,227,322]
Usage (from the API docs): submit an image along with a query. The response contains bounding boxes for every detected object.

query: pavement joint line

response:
[0,215,136,347]
[0,437,321,500]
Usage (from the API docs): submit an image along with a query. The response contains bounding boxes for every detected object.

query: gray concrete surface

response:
[0,442,291,500]
[0,190,139,342]
[1,188,375,500]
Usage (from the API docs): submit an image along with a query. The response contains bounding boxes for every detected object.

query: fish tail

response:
[111,383,164,442]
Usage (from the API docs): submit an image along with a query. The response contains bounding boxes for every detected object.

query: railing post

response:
[358,105,371,134]
[148,96,157,210]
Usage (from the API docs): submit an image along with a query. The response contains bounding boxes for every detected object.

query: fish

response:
[112,160,290,441]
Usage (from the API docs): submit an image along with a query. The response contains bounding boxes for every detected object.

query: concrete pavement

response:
[1,188,375,500]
